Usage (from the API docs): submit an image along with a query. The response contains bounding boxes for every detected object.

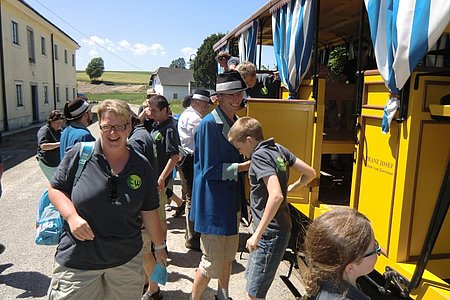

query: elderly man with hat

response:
[190,73,250,300]
[177,89,213,252]
[60,97,95,159]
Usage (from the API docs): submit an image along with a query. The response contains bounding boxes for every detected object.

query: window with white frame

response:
[41,36,46,55]
[44,85,49,104]
[72,53,75,67]
[72,87,76,99]
[27,27,35,63]
[56,85,60,102]
[12,21,19,44]
[65,86,69,101]
[15,82,23,107]
[173,93,178,99]
[64,49,68,63]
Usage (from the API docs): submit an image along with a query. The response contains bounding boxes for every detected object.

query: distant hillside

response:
[76,70,152,85]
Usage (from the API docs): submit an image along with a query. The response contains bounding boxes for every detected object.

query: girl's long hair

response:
[303,208,373,297]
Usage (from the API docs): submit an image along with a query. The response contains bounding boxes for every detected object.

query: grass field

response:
[77,71,151,85]
[79,70,184,114]
[86,92,184,114]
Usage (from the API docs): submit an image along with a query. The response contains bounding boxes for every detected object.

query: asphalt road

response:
[0,118,303,299]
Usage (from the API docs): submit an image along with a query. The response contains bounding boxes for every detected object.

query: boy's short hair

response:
[236,61,257,79]
[148,95,169,110]
[228,117,264,144]
[215,50,231,61]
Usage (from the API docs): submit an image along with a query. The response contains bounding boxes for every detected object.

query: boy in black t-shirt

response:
[148,95,180,235]
[228,117,316,300]
[141,95,180,299]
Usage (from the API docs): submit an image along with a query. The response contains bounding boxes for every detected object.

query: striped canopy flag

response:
[365,0,450,133]
[272,0,315,98]
[238,20,259,64]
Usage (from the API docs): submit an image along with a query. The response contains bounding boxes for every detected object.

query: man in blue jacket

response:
[190,72,250,300]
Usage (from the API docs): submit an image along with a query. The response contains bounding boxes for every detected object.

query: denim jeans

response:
[245,230,290,298]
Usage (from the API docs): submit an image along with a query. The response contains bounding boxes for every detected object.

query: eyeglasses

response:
[218,56,227,61]
[108,175,121,205]
[363,240,381,258]
[100,124,129,132]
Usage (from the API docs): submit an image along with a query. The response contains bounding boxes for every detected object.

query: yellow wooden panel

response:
[356,118,399,254]
[247,99,315,204]
[366,83,390,107]
[364,73,384,83]
[413,286,450,300]
[410,123,450,256]
[298,80,314,100]
[236,106,247,118]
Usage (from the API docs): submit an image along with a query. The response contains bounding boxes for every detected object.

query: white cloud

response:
[88,49,99,57]
[118,39,130,48]
[83,35,114,48]
[181,47,197,58]
[81,36,165,57]
[119,40,165,56]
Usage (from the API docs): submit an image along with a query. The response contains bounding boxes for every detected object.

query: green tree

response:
[194,33,225,89]
[169,57,186,69]
[86,57,105,80]
[327,46,347,76]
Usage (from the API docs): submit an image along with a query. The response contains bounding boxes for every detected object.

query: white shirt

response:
[177,106,202,154]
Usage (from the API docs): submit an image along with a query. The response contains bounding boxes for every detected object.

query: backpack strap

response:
[74,141,95,185]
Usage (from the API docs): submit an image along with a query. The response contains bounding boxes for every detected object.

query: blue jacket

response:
[190,107,243,235]
[59,123,95,160]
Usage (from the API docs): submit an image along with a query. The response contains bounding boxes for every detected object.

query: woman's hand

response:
[154,248,168,266]
[67,214,95,241]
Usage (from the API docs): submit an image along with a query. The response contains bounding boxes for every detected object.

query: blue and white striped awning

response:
[365,0,450,133]
[238,20,258,64]
[272,0,315,98]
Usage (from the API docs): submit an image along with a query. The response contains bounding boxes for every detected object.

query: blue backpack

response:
[35,142,95,246]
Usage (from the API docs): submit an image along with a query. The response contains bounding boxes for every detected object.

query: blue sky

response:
[25,0,273,72]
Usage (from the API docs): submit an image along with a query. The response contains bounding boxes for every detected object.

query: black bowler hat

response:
[192,89,213,104]
[216,72,248,95]
[64,97,93,120]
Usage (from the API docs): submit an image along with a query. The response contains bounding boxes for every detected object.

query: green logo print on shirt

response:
[276,156,287,172]
[128,175,142,190]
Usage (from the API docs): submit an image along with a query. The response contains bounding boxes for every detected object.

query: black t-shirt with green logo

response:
[249,138,296,233]
[51,140,159,270]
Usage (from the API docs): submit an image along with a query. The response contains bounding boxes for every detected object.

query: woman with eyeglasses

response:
[36,110,65,181]
[47,99,167,300]
[303,208,380,300]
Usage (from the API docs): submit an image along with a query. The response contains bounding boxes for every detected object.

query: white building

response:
[0,0,79,132]
[149,67,193,101]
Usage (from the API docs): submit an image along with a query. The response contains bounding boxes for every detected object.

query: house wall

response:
[151,75,189,101]
[161,85,188,101]
[152,75,163,95]
[0,0,79,131]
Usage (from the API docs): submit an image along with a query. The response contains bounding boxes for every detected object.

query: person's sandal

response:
[173,201,186,218]
[141,288,163,300]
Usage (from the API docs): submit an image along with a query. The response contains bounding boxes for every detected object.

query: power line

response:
[32,0,146,71]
